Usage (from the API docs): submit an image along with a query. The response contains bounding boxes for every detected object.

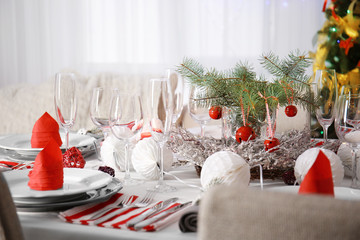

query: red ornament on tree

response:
[209,106,222,119]
[285,105,297,117]
[235,126,256,143]
[264,138,280,153]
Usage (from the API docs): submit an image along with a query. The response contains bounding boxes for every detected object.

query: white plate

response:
[268,186,360,201]
[0,133,95,156]
[15,178,123,212]
[4,168,113,198]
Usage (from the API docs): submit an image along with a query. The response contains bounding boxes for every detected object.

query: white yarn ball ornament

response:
[200,151,250,190]
[295,148,344,185]
[131,138,173,180]
[100,134,133,172]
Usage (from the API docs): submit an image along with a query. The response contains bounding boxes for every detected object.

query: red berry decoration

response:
[209,106,222,119]
[285,105,297,117]
[63,147,86,168]
[235,126,256,143]
[282,169,298,185]
[98,166,115,177]
[264,137,280,152]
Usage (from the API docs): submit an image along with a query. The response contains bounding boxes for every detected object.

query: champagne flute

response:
[312,69,337,142]
[54,72,77,150]
[189,85,211,138]
[335,94,360,189]
[149,78,175,192]
[90,87,113,161]
[109,90,144,185]
[166,69,184,128]
[90,87,112,137]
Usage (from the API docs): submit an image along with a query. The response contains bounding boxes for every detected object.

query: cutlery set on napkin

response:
[59,193,192,232]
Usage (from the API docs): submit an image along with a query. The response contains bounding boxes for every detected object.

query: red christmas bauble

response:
[235,126,256,143]
[264,138,280,152]
[209,106,222,119]
[285,105,297,117]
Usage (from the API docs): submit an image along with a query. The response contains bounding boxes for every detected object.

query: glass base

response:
[151,182,176,193]
[122,178,144,186]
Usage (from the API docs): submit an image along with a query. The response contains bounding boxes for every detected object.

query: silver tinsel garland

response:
[167,127,341,172]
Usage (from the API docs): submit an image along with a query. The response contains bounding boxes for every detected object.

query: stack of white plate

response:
[0,133,97,159]
[3,168,122,212]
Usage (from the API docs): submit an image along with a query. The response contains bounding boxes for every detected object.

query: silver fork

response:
[92,191,156,225]
[90,194,131,219]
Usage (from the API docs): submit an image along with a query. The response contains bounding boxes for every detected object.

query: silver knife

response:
[133,201,192,231]
[126,197,178,228]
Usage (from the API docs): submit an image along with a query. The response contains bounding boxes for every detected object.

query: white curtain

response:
[0,0,324,87]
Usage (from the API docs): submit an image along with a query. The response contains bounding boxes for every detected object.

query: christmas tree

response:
[311,0,360,138]
[313,0,360,85]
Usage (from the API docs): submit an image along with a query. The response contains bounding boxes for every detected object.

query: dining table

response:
[1,129,355,240]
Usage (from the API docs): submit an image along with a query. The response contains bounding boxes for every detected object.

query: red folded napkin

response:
[28,138,63,190]
[31,112,62,148]
[298,150,334,196]
[59,193,187,232]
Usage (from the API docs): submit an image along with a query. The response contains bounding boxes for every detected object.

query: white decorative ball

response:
[131,137,173,180]
[337,143,358,177]
[295,148,344,185]
[100,134,133,172]
[200,151,250,190]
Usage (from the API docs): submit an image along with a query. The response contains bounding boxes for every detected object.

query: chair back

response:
[0,171,24,240]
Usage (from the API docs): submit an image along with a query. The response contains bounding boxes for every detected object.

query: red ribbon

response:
[322,0,328,12]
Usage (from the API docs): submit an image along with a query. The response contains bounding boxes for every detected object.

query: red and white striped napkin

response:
[58,193,189,232]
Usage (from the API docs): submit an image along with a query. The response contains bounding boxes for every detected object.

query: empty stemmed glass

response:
[189,85,211,138]
[90,87,112,137]
[312,69,337,142]
[335,94,360,189]
[166,69,184,128]
[149,78,175,192]
[109,90,144,185]
[54,72,77,150]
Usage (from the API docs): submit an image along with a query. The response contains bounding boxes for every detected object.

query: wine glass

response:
[335,94,360,189]
[149,78,175,192]
[166,69,184,128]
[109,90,144,185]
[54,72,77,150]
[311,69,337,142]
[90,87,112,137]
[189,85,211,138]
[90,87,113,161]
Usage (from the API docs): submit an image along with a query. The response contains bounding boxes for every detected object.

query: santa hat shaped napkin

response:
[298,150,334,196]
[28,138,64,190]
[31,112,62,148]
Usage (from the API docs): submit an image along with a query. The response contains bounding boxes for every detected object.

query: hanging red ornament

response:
[235,126,256,143]
[264,138,280,153]
[285,105,297,117]
[209,106,222,119]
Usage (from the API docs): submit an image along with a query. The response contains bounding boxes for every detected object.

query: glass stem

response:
[351,147,360,189]
[124,142,130,181]
[323,126,329,143]
[158,142,165,186]
[200,124,205,138]
[65,129,70,150]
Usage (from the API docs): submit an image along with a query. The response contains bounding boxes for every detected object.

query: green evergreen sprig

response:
[177,51,314,128]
